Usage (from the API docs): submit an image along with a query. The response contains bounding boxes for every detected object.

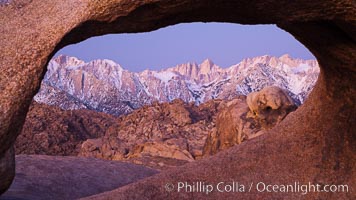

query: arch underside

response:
[0,0,355,199]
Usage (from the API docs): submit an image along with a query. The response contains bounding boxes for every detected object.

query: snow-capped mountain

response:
[34,54,319,116]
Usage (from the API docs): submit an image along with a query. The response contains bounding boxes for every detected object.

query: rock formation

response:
[16,98,225,170]
[17,89,294,170]
[246,86,297,129]
[79,98,224,170]
[203,98,257,155]
[15,102,118,156]
[0,0,354,199]
[0,147,14,195]
[203,86,296,155]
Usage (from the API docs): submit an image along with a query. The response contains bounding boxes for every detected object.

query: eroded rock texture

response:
[15,102,117,156]
[0,0,355,199]
[78,99,223,170]
[246,86,297,130]
[203,86,296,156]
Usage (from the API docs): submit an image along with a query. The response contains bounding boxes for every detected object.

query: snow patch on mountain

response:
[292,63,311,73]
[153,71,177,83]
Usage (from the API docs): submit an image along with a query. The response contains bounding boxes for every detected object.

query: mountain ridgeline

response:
[35,54,319,116]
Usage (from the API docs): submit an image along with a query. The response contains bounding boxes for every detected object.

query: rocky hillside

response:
[79,98,229,169]
[34,54,319,116]
[16,99,227,169]
[18,86,296,170]
[15,102,118,156]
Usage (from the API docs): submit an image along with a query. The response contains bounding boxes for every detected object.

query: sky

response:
[56,22,314,72]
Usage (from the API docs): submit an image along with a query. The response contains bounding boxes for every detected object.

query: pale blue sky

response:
[56,23,314,72]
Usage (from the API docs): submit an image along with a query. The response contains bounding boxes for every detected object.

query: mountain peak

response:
[201,58,214,66]
[199,58,216,74]
[279,54,293,61]
[102,59,119,66]
[54,55,85,67]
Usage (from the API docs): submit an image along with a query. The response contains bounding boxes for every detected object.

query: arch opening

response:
[17,22,319,155]
[7,22,323,198]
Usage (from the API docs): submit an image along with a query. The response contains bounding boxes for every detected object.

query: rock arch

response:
[0,0,354,199]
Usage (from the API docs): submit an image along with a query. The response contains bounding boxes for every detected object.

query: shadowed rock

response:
[0,148,14,195]
[0,155,158,200]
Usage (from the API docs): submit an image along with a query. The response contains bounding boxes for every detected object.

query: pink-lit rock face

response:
[246,86,297,129]
[203,87,296,156]
[0,0,354,199]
